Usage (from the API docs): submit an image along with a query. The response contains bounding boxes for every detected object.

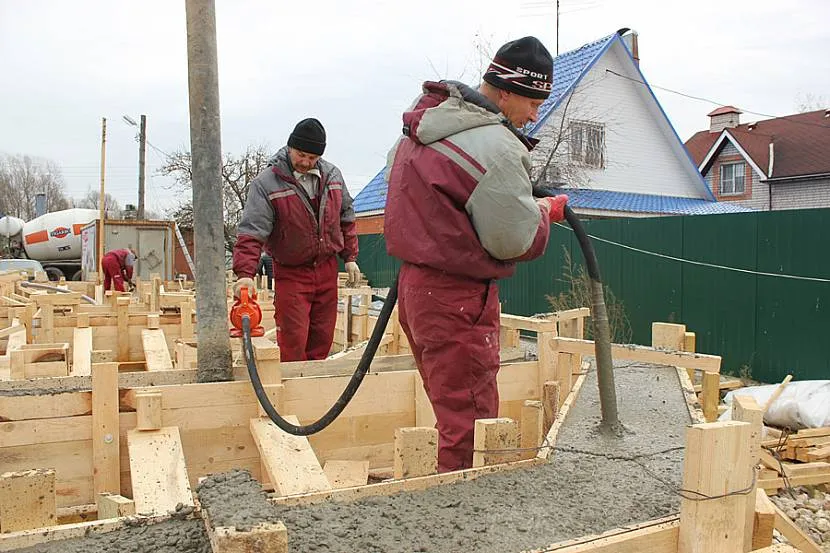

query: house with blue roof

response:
[352,29,751,231]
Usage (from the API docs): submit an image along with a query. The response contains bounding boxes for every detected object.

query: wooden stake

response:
[542,381,560,436]
[92,362,120,496]
[116,297,129,361]
[96,493,136,520]
[732,395,763,551]
[752,489,776,550]
[135,391,163,430]
[678,421,753,553]
[701,371,720,422]
[393,427,438,479]
[763,375,793,414]
[472,418,521,467]
[521,400,544,460]
[0,468,56,532]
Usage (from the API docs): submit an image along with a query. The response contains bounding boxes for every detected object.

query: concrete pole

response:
[185,0,232,382]
[137,115,146,220]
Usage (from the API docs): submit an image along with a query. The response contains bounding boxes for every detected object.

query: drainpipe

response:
[768,142,774,211]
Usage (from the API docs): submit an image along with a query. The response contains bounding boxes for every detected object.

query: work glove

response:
[537,194,568,224]
[233,277,256,299]
[344,261,361,287]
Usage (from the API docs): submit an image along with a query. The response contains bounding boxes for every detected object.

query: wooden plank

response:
[732,395,763,552]
[676,367,706,424]
[538,372,588,460]
[521,400,544,460]
[0,513,176,552]
[250,415,332,497]
[135,391,163,430]
[393,427,438,479]
[772,502,822,553]
[500,313,557,333]
[807,444,830,462]
[542,381,560,436]
[116,297,130,361]
[72,326,93,376]
[763,374,792,413]
[528,515,679,553]
[127,426,194,515]
[92,362,120,496]
[206,521,288,553]
[472,417,521,467]
[96,493,136,520]
[551,337,722,372]
[678,421,753,553]
[759,471,830,490]
[747,546,802,553]
[652,322,686,350]
[701,371,720,422]
[0,392,91,421]
[0,469,56,533]
[752,489,776,550]
[141,328,174,371]
[414,370,436,428]
[323,461,369,489]
[180,297,194,340]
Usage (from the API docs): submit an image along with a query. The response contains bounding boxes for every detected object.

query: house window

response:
[720,162,746,195]
[569,121,605,169]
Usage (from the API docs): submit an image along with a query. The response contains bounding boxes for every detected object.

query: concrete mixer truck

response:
[0,208,100,280]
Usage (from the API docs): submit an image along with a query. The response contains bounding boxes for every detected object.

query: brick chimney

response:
[617,28,639,66]
[707,106,742,133]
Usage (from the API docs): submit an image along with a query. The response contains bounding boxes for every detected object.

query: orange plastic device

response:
[229,287,265,338]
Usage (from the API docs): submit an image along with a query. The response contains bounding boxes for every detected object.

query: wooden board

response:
[250,416,332,497]
[772,502,822,553]
[527,515,679,553]
[551,337,722,372]
[127,426,193,515]
[323,461,369,489]
[0,468,56,533]
[141,328,174,371]
[92,362,120,496]
[71,327,93,376]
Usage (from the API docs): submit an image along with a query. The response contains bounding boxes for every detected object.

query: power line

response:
[553,222,830,283]
[604,70,830,130]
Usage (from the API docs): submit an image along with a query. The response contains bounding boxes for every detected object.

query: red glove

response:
[537,194,568,223]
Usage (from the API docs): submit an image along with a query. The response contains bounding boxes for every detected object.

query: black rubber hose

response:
[243,276,399,436]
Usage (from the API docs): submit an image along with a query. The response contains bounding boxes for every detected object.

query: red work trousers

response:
[397,263,501,472]
[273,256,338,362]
[102,253,126,292]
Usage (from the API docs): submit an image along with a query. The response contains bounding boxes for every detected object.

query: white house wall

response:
[771,177,830,210]
[533,40,707,199]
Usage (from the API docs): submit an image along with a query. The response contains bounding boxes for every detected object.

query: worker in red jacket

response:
[233,118,360,361]
[102,247,137,292]
[384,37,568,472]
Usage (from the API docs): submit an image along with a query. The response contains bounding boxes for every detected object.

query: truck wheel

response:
[45,267,64,281]
[71,270,83,281]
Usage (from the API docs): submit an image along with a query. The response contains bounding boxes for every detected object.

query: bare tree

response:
[795,92,828,113]
[74,189,123,219]
[0,154,70,219]
[161,144,272,255]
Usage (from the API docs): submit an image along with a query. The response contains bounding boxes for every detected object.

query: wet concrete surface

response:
[268,360,690,553]
[12,360,690,552]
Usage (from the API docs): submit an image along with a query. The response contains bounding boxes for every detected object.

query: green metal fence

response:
[357,208,830,382]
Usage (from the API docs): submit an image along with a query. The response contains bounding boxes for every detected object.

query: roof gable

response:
[685,109,830,180]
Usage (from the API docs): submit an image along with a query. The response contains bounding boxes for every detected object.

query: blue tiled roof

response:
[540,187,753,215]
[524,34,615,136]
[352,169,387,213]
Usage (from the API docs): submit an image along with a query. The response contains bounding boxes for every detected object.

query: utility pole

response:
[138,115,146,219]
[185,0,232,382]
[556,0,560,55]
[98,117,107,285]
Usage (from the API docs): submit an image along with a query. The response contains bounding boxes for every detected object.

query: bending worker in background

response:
[384,36,568,472]
[233,118,360,362]
[102,247,137,292]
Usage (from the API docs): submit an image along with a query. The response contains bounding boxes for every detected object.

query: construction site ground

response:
[12,358,690,553]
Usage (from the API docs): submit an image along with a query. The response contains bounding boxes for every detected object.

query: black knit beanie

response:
[483,36,554,100]
[287,118,326,156]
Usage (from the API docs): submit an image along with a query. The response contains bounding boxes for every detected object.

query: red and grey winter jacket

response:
[384,81,551,281]
[105,248,136,280]
[232,147,358,278]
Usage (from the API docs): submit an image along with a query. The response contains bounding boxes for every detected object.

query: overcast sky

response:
[1,0,828,216]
